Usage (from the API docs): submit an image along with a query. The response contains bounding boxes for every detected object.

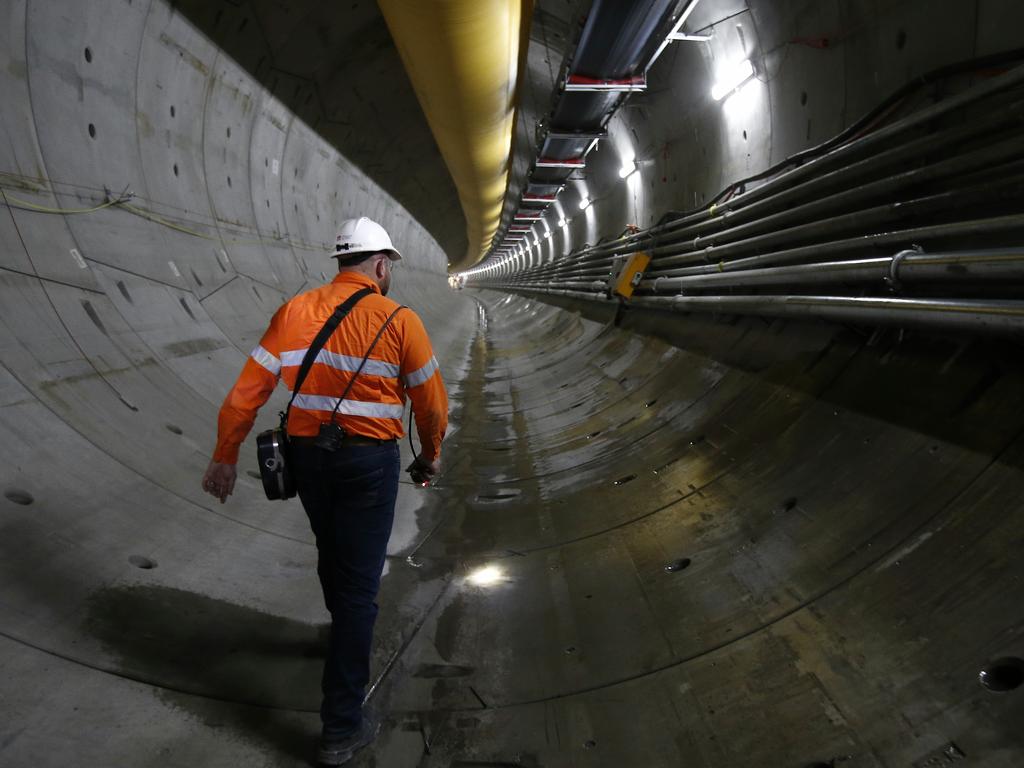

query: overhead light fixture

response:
[578,196,591,210]
[618,160,638,179]
[711,58,754,101]
[558,219,567,228]
[544,231,551,238]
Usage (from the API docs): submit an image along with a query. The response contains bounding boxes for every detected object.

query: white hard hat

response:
[331,216,402,260]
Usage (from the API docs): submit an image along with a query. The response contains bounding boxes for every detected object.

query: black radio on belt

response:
[314,421,347,452]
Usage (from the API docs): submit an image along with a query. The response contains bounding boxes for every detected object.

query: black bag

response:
[255,287,373,500]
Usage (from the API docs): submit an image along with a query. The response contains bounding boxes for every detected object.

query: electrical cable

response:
[643,49,1024,231]
[0,192,120,215]
[0,182,327,252]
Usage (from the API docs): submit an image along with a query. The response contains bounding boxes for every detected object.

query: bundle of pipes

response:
[472,62,1024,335]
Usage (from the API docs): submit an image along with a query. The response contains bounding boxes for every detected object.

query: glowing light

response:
[578,196,591,210]
[558,219,567,228]
[467,565,504,586]
[711,58,754,101]
[618,160,638,179]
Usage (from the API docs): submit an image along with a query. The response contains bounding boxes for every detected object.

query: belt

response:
[289,434,397,447]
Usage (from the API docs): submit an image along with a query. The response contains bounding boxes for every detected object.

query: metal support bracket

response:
[886,245,923,292]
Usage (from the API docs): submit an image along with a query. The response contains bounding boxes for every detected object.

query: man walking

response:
[200,216,448,765]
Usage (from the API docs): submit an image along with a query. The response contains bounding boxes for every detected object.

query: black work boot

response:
[316,715,380,766]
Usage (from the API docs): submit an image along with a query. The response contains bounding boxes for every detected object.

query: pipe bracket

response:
[886,245,923,292]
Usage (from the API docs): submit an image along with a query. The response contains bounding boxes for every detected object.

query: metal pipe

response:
[648,175,1024,269]
[650,213,1024,277]
[649,136,1024,255]
[496,285,1024,336]
[525,66,1024,268]
[481,122,1024,282]
[644,248,1024,292]
[629,294,1024,335]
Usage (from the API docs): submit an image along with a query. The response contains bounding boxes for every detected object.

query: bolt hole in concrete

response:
[781,496,799,512]
[88,123,96,139]
[665,557,691,573]
[565,646,577,654]
[173,163,178,177]
[475,489,521,502]
[84,46,92,62]
[4,488,34,506]
[979,657,1024,692]
[613,474,637,486]
[586,430,602,439]
[164,423,183,435]
[583,740,597,749]
[645,399,658,408]
[170,104,175,118]
[128,555,157,570]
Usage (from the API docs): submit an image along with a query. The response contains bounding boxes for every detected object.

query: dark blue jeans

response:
[290,440,400,738]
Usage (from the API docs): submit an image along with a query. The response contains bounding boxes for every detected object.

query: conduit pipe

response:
[649,214,1024,278]
[647,138,1024,255]
[505,286,1024,335]
[648,176,1024,267]
[550,150,1024,274]
[648,248,1024,291]
[504,211,1024,288]
[629,294,1024,335]
[515,209,1024,288]
[377,0,532,269]
[493,64,1024,272]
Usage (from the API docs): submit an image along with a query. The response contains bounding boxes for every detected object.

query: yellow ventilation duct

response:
[377,0,532,270]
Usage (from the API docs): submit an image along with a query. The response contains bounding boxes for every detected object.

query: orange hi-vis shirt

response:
[212,272,448,465]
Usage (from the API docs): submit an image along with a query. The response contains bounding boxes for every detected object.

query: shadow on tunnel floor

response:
[84,583,326,762]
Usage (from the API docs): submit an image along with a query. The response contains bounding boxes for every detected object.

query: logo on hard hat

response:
[330,217,402,260]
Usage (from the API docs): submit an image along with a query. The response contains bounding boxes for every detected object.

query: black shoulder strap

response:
[282,286,373,428]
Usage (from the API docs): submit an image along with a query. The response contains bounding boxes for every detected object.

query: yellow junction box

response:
[609,251,651,299]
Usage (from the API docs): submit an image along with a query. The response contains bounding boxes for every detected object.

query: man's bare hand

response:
[202,460,237,503]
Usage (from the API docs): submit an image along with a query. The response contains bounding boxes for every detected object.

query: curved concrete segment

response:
[1,1,1023,767]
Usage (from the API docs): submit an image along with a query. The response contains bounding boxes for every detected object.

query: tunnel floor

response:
[3,287,1023,767]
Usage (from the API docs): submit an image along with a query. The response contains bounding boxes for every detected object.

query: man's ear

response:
[375,255,388,279]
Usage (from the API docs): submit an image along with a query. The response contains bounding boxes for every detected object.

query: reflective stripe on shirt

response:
[280,348,399,378]
[291,393,405,419]
[279,348,401,379]
[404,356,439,388]
[250,345,282,376]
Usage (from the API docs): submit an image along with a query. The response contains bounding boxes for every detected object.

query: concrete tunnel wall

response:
[0,0,471,762]
[1,1,1024,767]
